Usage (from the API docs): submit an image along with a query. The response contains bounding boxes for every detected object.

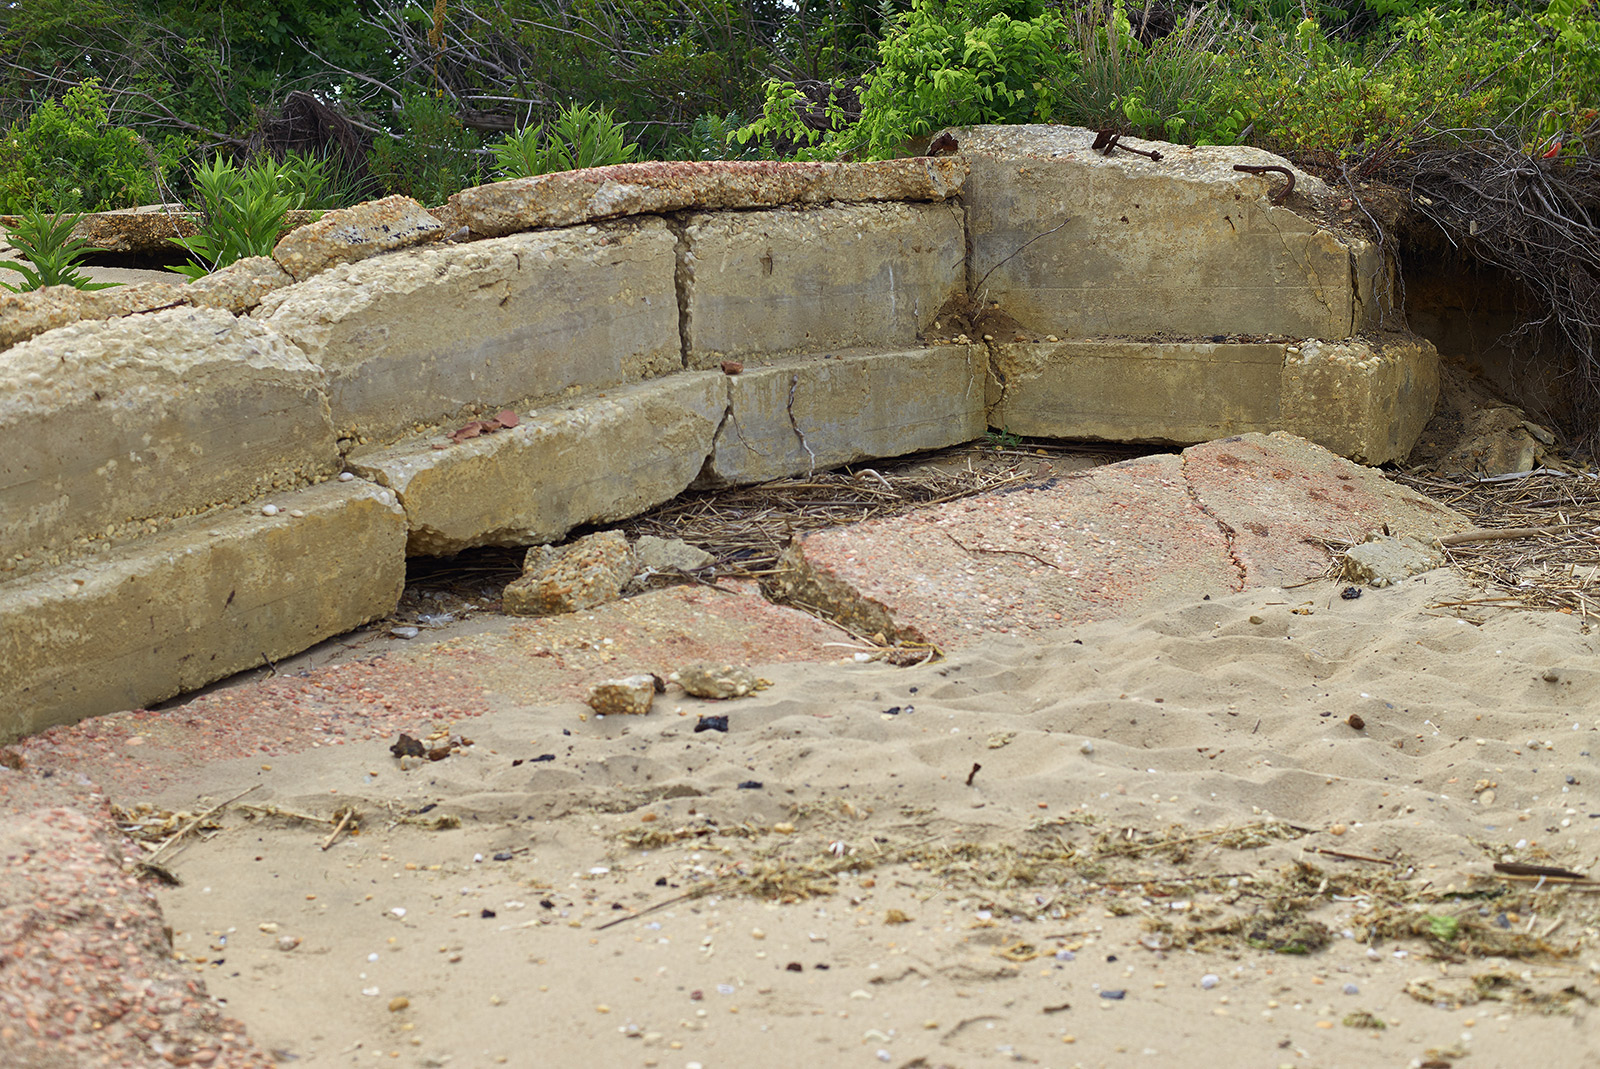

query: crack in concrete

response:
[1178,449,1248,592]
[666,216,692,370]
[785,373,817,476]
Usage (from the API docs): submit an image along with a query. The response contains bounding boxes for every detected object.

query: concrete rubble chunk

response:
[988,332,1439,465]
[0,306,338,573]
[633,536,714,574]
[1340,533,1444,587]
[272,195,445,281]
[259,218,681,444]
[700,347,986,485]
[186,255,294,314]
[348,373,727,556]
[586,675,659,715]
[955,123,1392,339]
[449,156,968,236]
[0,281,191,351]
[1,205,317,255]
[504,530,636,616]
[680,202,965,367]
[672,663,762,700]
[0,479,407,739]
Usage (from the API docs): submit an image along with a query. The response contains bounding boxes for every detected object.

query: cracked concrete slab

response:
[767,433,1469,649]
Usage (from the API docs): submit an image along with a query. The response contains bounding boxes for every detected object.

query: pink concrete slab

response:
[778,434,1470,649]
[778,452,1243,648]
[1182,432,1471,588]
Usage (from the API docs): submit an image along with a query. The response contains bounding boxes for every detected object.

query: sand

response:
[20,569,1597,1069]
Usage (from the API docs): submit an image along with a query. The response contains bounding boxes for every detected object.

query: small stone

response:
[1200,974,1219,989]
[586,675,658,716]
[338,471,355,482]
[1329,824,1347,836]
[389,997,410,1012]
[674,663,763,699]
[504,531,635,616]
[260,504,280,516]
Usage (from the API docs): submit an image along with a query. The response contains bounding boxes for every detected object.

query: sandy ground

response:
[14,566,1600,1069]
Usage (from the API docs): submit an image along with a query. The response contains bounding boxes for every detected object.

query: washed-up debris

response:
[389,731,473,763]
[506,530,635,616]
[694,715,729,733]
[437,408,520,447]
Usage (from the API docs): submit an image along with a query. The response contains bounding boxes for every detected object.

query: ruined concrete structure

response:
[0,125,1441,736]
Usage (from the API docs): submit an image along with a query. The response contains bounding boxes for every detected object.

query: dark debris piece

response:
[390,734,427,759]
[1340,586,1363,600]
[737,780,763,789]
[694,715,730,733]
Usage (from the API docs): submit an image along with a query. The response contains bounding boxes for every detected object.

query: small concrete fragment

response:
[585,675,659,715]
[673,664,762,700]
[186,255,294,314]
[350,373,727,555]
[1181,432,1471,588]
[679,202,965,367]
[449,157,968,236]
[0,479,407,739]
[504,531,636,616]
[702,348,986,485]
[956,124,1385,339]
[1340,534,1444,587]
[260,218,681,444]
[0,307,338,573]
[634,536,714,574]
[989,333,1439,464]
[0,281,191,351]
[272,195,444,281]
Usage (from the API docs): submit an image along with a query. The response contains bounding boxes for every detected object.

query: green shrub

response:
[0,207,116,292]
[672,111,762,161]
[0,80,161,214]
[368,91,482,205]
[167,155,325,279]
[490,103,640,179]
[1056,1,1245,145]
[739,0,1077,160]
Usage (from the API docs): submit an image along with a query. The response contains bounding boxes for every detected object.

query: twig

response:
[1312,847,1397,866]
[142,785,259,868]
[1436,525,1576,545]
[321,807,357,851]
[944,531,1060,569]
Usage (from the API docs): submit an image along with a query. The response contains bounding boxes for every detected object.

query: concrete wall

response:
[0,130,1437,737]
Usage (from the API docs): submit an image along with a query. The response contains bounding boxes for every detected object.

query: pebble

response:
[260,504,280,516]
[338,471,355,481]
[389,997,410,1012]
[1342,983,1359,995]
[1200,974,1219,989]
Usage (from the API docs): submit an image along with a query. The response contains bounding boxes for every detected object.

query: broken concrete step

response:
[987,333,1439,465]
[349,373,727,556]
[700,347,987,486]
[0,478,406,739]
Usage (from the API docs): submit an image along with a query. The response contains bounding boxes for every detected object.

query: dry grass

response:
[1395,469,1600,617]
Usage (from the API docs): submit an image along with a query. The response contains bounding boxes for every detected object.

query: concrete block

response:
[0,307,338,575]
[988,339,1288,443]
[987,333,1438,465]
[258,217,682,444]
[349,373,727,555]
[0,479,406,739]
[702,347,987,485]
[957,124,1371,339]
[1279,334,1440,465]
[680,202,964,368]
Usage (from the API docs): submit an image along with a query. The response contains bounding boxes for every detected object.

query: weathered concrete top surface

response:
[272,195,445,281]
[449,156,969,236]
[952,124,1330,199]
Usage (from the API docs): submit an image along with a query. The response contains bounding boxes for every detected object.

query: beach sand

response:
[17,567,1598,1069]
